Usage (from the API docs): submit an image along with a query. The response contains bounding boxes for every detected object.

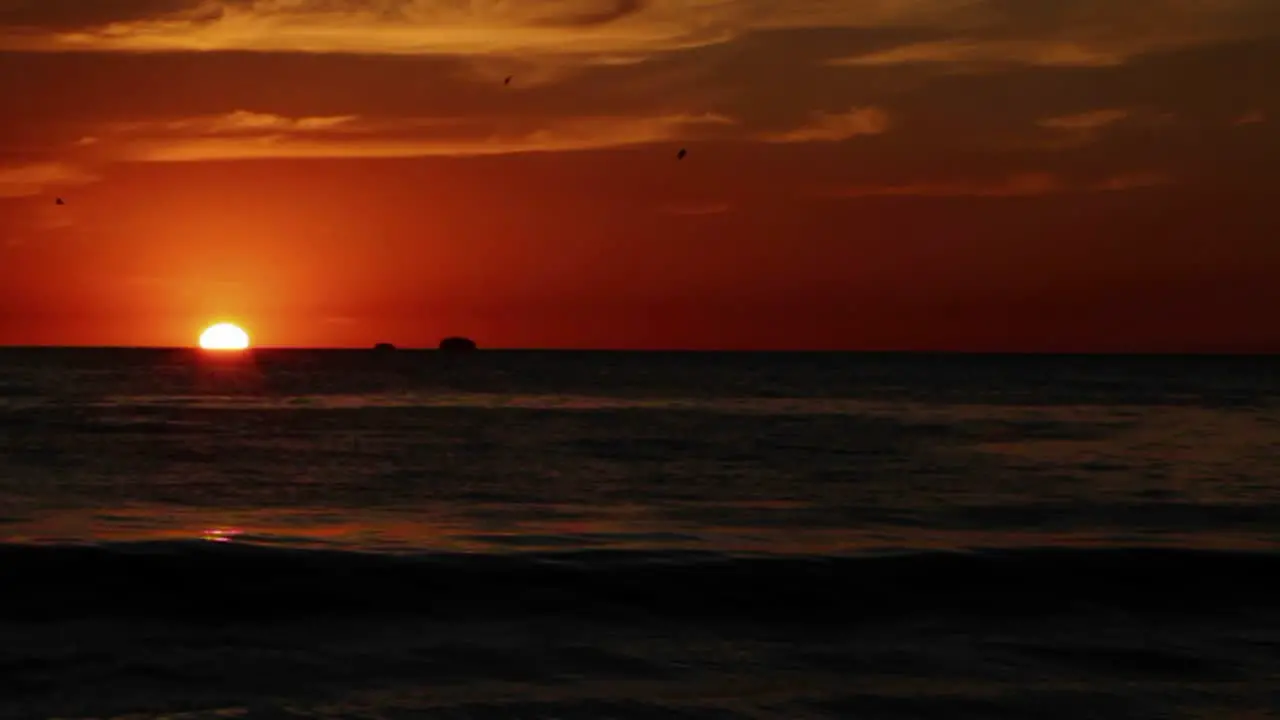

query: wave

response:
[1,542,1274,622]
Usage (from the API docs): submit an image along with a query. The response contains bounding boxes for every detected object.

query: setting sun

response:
[198,322,250,350]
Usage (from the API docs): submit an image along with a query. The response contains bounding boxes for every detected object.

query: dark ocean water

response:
[1,348,1279,719]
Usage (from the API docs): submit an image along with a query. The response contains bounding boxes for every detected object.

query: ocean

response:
[1,348,1278,719]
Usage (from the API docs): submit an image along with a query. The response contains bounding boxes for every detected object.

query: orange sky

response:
[1,0,1278,351]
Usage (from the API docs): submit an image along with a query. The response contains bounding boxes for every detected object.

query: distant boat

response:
[438,336,477,353]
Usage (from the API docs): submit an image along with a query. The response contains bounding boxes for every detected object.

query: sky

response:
[0,0,1277,351]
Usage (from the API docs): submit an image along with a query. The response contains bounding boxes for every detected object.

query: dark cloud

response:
[534,0,649,28]
[0,0,230,31]
[981,0,1280,40]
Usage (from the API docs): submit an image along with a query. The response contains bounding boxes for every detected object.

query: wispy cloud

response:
[831,39,1128,69]
[1091,172,1174,192]
[80,106,908,161]
[1030,108,1133,149]
[0,0,980,58]
[0,0,227,32]
[833,171,1173,198]
[164,110,360,134]
[763,107,890,143]
[0,162,99,198]
[88,109,738,161]
[838,172,1063,198]
[827,0,1280,71]
[1038,109,1131,132]
[1234,110,1266,126]
[0,0,737,57]
[9,0,1273,67]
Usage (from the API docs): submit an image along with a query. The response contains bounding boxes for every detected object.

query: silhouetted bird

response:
[55,197,65,205]
[504,76,513,85]
[676,148,687,160]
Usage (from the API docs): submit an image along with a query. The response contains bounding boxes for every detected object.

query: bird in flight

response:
[55,197,65,205]
[676,148,687,160]
[504,75,513,85]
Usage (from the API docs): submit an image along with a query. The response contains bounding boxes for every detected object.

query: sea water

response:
[1,349,1278,718]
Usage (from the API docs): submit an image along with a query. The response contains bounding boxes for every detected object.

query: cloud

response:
[1,4,1273,190]
[1091,171,1173,192]
[763,107,890,143]
[1038,109,1131,132]
[828,0,1280,70]
[833,171,1173,198]
[111,110,360,135]
[188,109,358,133]
[831,39,1128,69]
[838,172,1063,198]
[0,0,226,31]
[79,105,900,161]
[0,0,978,58]
[0,161,99,198]
[9,0,1268,66]
[0,0,738,57]
[87,109,737,161]
[1234,110,1266,126]
[1032,108,1173,149]
[0,0,963,39]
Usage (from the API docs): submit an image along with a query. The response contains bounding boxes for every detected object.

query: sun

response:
[199,322,251,351]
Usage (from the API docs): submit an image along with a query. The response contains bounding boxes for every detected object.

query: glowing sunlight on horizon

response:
[198,322,251,351]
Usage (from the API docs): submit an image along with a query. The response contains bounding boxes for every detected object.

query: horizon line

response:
[0,344,1276,357]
